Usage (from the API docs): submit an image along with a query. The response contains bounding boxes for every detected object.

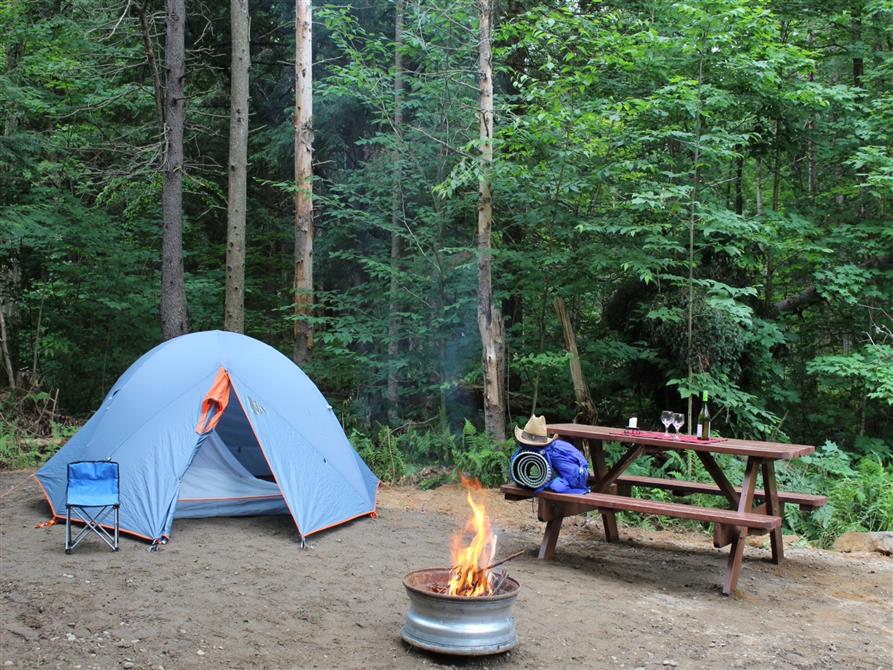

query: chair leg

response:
[114,506,119,550]
[65,507,72,554]
[66,506,119,552]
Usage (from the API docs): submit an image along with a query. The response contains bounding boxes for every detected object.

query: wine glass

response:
[660,411,673,435]
[672,412,685,439]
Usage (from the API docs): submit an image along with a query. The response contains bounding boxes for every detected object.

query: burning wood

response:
[446,477,524,597]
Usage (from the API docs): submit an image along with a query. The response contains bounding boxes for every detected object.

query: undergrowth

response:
[601,440,893,548]
[350,419,511,488]
[349,420,892,547]
[0,388,78,470]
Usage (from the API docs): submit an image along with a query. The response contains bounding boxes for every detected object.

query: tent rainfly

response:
[34,331,379,544]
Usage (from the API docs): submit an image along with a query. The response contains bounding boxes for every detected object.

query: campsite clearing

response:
[2,473,891,670]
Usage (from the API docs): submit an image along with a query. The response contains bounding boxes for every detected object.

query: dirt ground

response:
[2,471,891,670]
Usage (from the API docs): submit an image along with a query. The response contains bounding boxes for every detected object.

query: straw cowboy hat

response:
[514,415,558,447]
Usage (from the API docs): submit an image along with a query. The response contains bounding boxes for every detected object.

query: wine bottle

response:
[696,391,711,440]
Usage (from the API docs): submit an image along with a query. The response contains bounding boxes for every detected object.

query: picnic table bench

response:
[501,423,827,595]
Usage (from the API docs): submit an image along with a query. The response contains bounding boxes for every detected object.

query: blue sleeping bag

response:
[510,439,589,494]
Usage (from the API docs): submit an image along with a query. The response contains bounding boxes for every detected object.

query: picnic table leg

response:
[723,456,759,596]
[587,439,620,543]
[537,500,564,560]
[761,460,784,564]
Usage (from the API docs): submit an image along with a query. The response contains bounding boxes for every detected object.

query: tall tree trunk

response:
[386,0,405,425]
[225,0,250,333]
[766,118,782,311]
[686,54,705,433]
[293,0,314,363]
[807,29,816,197]
[853,7,864,88]
[0,301,15,388]
[771,119,782,212]
[554,297,596,424]
[734,152,744,215]
[476,0,506,440]
[755,157,764,216]
[132,1,164,129]
[161,0,189,340]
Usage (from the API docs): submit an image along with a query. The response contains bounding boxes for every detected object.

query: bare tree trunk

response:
[225,0,249,333]
[554,297,596,424]
[293,0,314,364]
[807,29,816,197]
[734,152,744,215]
[771,120,782,212]
[476,0,506,441]
[132,1,164,128]
[530,285,548,414]
[755,157,764,217]
[766,118,782,311]
[0,301,15,388]
[386,0,405,425]
[685,54,705,434]
[161,0,189,340]
[853,8,864,88]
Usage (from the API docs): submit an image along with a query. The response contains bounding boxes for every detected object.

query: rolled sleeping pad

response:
[510,449,552,489]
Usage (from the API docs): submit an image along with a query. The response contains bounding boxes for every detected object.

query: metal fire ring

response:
[401,568,520,656]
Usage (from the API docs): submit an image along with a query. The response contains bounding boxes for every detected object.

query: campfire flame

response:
[448,476,497,597]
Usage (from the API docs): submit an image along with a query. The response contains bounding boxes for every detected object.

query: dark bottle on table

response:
[696,391,711,440]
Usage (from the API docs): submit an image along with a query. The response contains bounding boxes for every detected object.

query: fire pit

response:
[401,477,521,656]
[401,568,520,655]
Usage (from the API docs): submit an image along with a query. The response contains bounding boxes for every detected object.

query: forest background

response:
[1,0,891,546]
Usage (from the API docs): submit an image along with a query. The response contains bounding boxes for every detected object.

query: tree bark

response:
[161,0,189,340]
[554,297,596,424]
[734,152,744,215]
[755,157,764,217]
[293,0,314,364]
[0,300,15,388]
[853,8,864,88]
[807,29,816,197]
[476,0,506,441]
[686,54,704,433]
[766,118,782,311]
[132,1,164,129]
[386,0,405,425]
[225,0,249,333]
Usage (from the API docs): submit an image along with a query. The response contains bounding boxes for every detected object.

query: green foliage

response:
[0,390,77,470]
[603,439,893,546]
[807,346,893,406]
[349,426,407,483]
[651,291,747,381]
[349,419,511,488]
[450,421,512,488]
[1,1,891,536]
[780,442,893,547]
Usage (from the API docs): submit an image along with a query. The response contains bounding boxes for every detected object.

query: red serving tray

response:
[610,429,727,445]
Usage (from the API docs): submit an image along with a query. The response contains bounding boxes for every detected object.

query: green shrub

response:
[450,420,512,488]
[0,389,77,470]
[349,427,406,483]
[787,455,893,547]
[603,438,893,545]
[396,424,456,465]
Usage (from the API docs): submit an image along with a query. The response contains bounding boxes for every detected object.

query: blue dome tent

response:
[34,331,379,544]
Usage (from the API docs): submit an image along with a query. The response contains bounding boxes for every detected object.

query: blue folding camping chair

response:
[65,461,120,553]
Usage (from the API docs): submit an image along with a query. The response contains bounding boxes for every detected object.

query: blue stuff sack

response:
[538,439,589,494]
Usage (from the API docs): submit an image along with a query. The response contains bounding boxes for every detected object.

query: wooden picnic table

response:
[501,423,827,595]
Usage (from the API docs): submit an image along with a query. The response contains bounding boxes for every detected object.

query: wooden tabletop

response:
[547,423,815,460]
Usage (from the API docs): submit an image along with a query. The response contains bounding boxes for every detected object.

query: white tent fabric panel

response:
[175,430,287,518]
